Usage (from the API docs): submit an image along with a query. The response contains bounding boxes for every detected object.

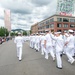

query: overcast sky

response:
[0,0,75,30]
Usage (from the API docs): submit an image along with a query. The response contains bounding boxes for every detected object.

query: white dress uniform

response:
[74,35,75,55]
[44,33,55,60]
[36,35,41,51]
[29,35,33,48]
[50,33,64,69]
[32,35,35,49]
[65,34,75,64]
[14,35,24,61]
[40,35,45,55]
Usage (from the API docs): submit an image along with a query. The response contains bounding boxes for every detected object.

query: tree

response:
[30,30,32,35]
[23,31,27,35]
[0,27,9,37]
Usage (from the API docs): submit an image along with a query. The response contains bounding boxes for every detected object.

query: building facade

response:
[31,14,75,34]
[31,23,38,34]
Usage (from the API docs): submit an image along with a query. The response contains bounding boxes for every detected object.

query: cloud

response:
[0,0,74,30]
[0,0,58,30]
[0,0,33,14]
[0,19,4,27]
[31,0,52,7]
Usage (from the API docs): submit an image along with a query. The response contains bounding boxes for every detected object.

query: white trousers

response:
[17,46,22,60]
[30,40,32,48]
[41,44,44,54]
[45,44,55,59]
[65,47,74,62]
[36,42,40,51]
[32,41,35,49]
[56,51,62,68]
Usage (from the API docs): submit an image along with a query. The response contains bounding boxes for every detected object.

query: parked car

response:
[0,37,2,44]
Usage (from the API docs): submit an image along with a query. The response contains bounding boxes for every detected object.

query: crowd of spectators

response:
[0,36,12,44]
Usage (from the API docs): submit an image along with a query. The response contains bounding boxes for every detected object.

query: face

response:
[55,33,60,37]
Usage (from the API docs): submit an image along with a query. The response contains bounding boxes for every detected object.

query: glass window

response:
[70,24,75,28]
[57,23,62,27]
[49,24,54,28]
[63,18,69,22]
[70,19,75,22]
[50,18,54,22]
[46,20,49,24]
[57,18,62,22]
[63,24,68,28]
[46,25,49,28]
[51,24,54,28]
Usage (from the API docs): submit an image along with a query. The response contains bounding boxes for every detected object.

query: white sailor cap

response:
[68,29,74,33]
[64,31,67,33]
[45,30,49,32]
[41,33,44,35]
[36,33,38,34]
[54,31,61,34]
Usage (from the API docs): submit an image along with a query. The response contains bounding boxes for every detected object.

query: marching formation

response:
[29,29,75,69]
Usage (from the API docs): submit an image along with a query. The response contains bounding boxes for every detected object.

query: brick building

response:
[31,14,75,34]
[31,23,38,34]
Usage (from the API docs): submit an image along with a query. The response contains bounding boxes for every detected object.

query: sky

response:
[0,0,75,30]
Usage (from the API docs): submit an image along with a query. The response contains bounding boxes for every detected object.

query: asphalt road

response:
[0,39,75,75]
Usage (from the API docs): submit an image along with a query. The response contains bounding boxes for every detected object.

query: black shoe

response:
[36,50,38,52]
[60,54,62,57]
[56,66,62,69]
[19,59,22,61]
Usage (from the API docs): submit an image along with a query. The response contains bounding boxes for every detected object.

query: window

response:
[63,18,69,22]
[70,24,75,28]
[57,18,62,22]
[50,18,54,22]
[46,20,49,24]
[49,24,54,28]
[63,24,68,28]
[46,25,49,28]
[57,23,62,27]
[51,24,54,28]
[70,19,75,22]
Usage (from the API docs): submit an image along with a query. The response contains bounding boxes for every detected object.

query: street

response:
[0,39,75,75]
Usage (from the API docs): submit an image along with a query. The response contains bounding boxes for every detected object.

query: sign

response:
[60,12,72,16]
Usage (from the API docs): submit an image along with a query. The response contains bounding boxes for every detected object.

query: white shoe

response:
[68,60,71,63]
[53,57,55,61]
[70,60,75,64]
[45,56,48,59]
[41,53,44,55]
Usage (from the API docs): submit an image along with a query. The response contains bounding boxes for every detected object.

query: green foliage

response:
[0,27,9,37]
[10,32,18,36]
[23,31,27,35]
[30,30,32,34]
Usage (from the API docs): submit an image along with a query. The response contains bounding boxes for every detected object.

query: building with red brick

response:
[31,14,75,34]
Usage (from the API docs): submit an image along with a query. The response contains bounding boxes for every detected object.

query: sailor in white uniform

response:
[14,32,24,61]
[50,31,64,69]
[44,30,55,60]
[40,33,45,55]
[65,29,75,64]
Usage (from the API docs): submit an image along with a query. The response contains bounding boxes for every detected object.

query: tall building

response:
[4,9,11,31]
[57,0,74,16]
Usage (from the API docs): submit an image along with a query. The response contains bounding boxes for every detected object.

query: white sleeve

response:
[50,33,57,41]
